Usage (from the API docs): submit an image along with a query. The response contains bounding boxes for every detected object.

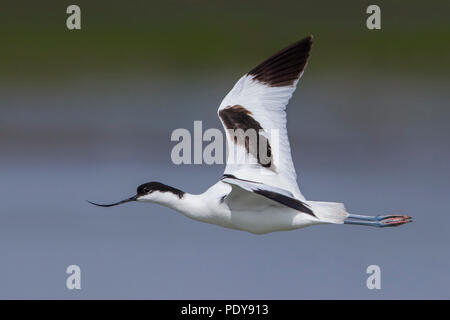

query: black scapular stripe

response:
[222,174,316,217]
[254,189,315,217]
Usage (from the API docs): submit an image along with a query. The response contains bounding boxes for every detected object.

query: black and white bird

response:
[89,36,412,234]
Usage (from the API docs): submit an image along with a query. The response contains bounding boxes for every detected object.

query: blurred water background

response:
[0,0,449,298]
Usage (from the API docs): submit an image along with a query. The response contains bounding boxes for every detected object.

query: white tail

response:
[306,201,350,224]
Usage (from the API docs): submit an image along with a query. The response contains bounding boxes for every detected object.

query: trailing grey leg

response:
[344,214,412,228]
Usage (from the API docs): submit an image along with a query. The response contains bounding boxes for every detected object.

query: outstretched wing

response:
[218,36,312,200]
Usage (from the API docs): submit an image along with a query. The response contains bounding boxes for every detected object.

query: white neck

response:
[146,191,207,221]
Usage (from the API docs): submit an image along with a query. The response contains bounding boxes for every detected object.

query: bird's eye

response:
[143,187,150,193]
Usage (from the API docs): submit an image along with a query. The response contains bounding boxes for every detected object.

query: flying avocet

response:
[89,36,412,234]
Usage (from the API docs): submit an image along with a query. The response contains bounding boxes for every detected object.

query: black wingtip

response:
[248,35,313,87]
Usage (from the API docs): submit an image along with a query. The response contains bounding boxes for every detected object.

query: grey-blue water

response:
[1,74,449,298]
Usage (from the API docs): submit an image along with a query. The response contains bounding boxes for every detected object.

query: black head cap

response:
[137,182,185,199]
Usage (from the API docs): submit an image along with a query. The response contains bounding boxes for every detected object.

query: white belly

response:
[203,204,323,234]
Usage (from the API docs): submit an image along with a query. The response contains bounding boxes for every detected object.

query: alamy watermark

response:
[66,5,81,30]
[66,265,81,290]
[170,121,279,170]
[366,265,381,290]
[366,5,381,30]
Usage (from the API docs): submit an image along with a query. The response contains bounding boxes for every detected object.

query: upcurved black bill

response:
[87,195,137,207]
